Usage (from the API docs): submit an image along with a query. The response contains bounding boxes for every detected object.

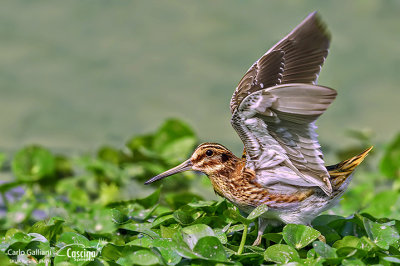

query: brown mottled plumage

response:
[183,144,371,210]
[144,12,373,246]
[145,142,372,245]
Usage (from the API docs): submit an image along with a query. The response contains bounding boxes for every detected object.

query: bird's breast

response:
[208,163,315,209]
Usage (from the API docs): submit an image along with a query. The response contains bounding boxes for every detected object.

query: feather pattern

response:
[229,12,333,195]
[230,50,285,112]
[231,84,337,195]
[230,11,330,113]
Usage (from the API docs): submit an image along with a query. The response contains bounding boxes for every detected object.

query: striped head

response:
[144,143,240,184]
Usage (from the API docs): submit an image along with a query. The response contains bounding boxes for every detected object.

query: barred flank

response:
[327,146,373,189]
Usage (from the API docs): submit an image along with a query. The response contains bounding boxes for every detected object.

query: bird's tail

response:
[327,146,373,190]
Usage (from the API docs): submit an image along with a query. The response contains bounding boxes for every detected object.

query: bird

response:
[145,12,372,246]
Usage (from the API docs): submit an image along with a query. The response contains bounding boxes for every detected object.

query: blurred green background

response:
[1,2,400,264]
[0,0,399,158]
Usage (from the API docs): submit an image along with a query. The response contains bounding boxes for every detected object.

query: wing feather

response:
[230,50,284,112]
[231,84,337,195]
[230,12,330,113]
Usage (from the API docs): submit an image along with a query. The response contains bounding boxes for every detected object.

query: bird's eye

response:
[206,150,213,156]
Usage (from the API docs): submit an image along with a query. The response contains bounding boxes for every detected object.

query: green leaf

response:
[5,228,23,240]
[131,204,159,222]
[99,182,120,205]
[188,200,219,213]
[173,209,194,225]
[69,187,89,206]
[362,191,400,219]
[152,238,182,265]
[181,224,215,250]
[101,243,123,261]
[73,208,117,234]
[126,134,157,161]
[127,234,154,248]
[264,244,299,264]
[246,204,268,220]
[153,119,195,146]
[213,228,228,244]
[111,208,130,224]
[331,180,375,216]
[136,187,162,209]
[120,223,157,238]
[151,213,175,228]
[165,192,203,209]
[160,137,197,165]
[57,232,90,247]
[333,235,361,249]
[12,146,55,181]
[78,157,122,182]
[223,207,250,225]
[312,215,344,227]
[160,225,180,238]
[264,233,283,243]
[171,232,202,259]
[28,217,64,242]
[54,155,73,177]
[226,224,245,234]
[97,145,125,165]
[2,231,32,252]
[336,246,367,259]
[342,258,367,265]
[153,119,196,165]
[283,224,321,249]
[355,236,376,252]
[231,252,265,265]
[363,218,400,249]
[245,245,265,254]
[380,133,400,179]
[313,225,341,243]
[193,236,227,261]
[313,241,337,258]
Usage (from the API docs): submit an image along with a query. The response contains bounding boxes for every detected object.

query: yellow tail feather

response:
[327,146,373,189]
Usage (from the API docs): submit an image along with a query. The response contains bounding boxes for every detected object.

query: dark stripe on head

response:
[221,153,230,162]
[196,142,230,152]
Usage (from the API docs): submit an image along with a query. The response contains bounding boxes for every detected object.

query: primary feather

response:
[230,11,330,113]
[230,12,334,196]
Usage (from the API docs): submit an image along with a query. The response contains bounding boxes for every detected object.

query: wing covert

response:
[231,84,337,195]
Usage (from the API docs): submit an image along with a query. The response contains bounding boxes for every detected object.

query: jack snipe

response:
[145,12,372,246]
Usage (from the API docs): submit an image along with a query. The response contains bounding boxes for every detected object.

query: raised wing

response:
[230,12,330,113]
[231,84,337,195]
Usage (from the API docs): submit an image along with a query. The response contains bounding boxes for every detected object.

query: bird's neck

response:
[204,153,240,179]
[207,157,264,204]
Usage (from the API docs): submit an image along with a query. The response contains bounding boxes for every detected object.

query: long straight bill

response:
[144,159,192,185]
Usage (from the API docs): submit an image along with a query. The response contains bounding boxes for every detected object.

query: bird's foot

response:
[252,234,262,246]
[252,218,268,246]
[318,234,326,243]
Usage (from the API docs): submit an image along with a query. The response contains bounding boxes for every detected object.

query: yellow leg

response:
[252,218,267,246]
